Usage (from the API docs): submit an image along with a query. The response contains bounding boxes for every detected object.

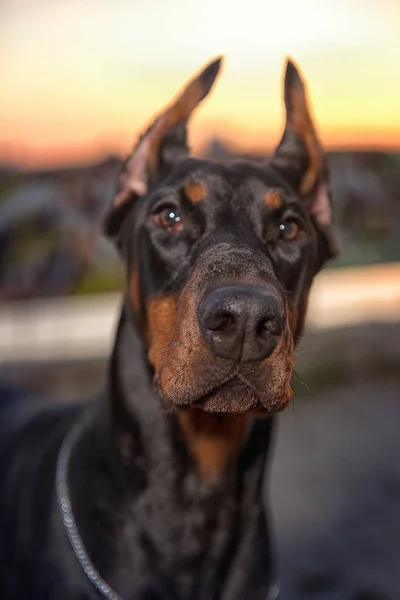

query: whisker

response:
[148,338,182,361]
[292,369,310,392]
[148,343,172,360]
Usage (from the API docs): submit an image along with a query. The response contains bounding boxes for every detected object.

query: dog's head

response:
[104,57,338,416]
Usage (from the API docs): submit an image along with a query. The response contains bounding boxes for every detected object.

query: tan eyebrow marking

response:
[184,181,208,203]
[264,190,283,210]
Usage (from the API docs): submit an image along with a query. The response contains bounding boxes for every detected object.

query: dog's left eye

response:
[279,219,299,241]
[153,206,183,231]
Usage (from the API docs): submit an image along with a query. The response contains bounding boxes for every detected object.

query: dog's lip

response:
[155,364,237,405]
[182,373,267,413]
[155,367,283,414]
[155,369,253,409]
[191,371,241,403]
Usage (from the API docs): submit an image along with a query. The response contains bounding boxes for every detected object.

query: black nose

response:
[198,285,285,362]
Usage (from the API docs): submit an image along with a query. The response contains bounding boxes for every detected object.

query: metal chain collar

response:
[56,413,123,600]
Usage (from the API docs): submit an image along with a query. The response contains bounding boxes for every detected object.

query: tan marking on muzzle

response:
[147,296,177,373]
[260,312,294,413]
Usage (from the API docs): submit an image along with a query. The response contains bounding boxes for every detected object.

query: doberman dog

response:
[0,56,338,600]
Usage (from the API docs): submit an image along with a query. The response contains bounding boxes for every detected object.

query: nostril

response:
[257,317,277,337]
[205,311,236,333]
[257,318,270,337]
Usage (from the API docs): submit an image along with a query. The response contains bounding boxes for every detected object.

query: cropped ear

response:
[103,57,223,239]
[270,59,339,260]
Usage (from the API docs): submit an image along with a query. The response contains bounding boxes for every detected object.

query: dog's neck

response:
[70,305,276,597]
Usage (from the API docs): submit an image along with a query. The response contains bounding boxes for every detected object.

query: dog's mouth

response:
[190,371,260,414]
[196,378,266,414]
[156,363,292,415]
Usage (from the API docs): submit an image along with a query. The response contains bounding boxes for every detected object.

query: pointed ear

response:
[103,57,223,239]
[270,58,339,260]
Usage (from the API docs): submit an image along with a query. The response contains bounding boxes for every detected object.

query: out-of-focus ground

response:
[272,379,400,600]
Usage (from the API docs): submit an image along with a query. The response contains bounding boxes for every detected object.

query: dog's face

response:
[104,57,338,416]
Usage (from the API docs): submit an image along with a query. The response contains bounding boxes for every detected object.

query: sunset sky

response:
[1,0,399,168]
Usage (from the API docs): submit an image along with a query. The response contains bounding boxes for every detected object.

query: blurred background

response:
[0,1,399,599]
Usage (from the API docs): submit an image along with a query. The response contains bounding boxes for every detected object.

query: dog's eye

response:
[279,219,299,241]
[153,206,183,231]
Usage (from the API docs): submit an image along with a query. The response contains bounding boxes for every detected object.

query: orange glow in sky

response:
[1,0,399,167]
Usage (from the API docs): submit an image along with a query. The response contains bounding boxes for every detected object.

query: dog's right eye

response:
[152,206,183,231]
